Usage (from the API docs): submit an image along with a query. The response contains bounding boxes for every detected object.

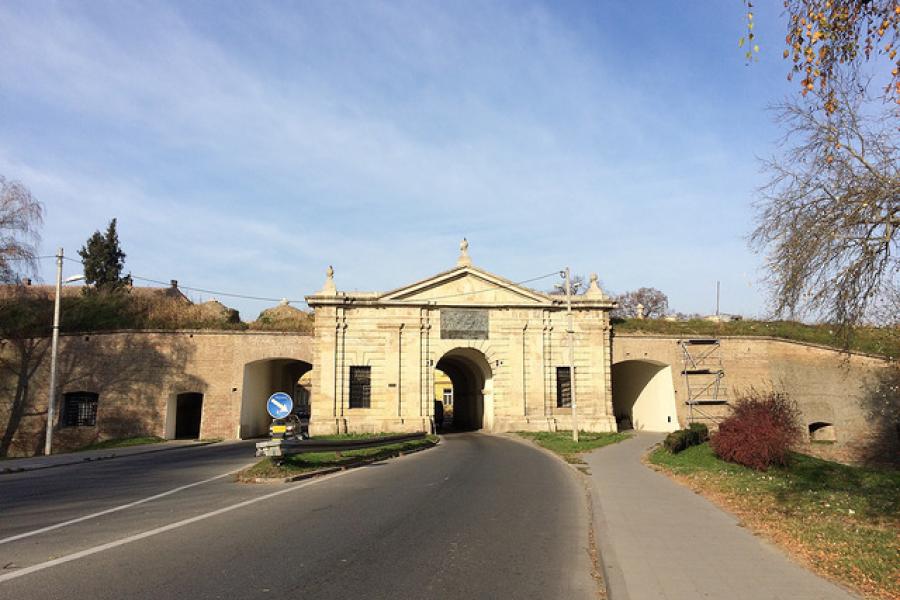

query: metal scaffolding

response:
[679,339,727,425]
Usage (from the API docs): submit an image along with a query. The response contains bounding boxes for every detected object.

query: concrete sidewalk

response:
[584,433,856,600]
[1,439,220,474]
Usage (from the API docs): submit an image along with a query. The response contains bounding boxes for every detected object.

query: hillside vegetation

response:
[0,290,314,335]
[613,318,899,359]
[248,302,314,333]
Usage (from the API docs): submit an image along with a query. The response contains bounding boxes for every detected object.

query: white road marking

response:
[0,465,254,546]
[0,468,353,584]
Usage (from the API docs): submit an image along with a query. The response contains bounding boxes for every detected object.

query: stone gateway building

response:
[1,240,894,459]
[305,241,617,436]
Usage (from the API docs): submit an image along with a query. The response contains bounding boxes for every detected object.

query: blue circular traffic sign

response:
[266,392,293,419]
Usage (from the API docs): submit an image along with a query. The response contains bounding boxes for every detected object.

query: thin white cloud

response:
[0,1,769,317]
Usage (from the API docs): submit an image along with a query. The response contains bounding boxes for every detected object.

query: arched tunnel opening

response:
[240,358,313,438]
[611,360,679,433]
[435,348,491,432]
[809,421,836,442]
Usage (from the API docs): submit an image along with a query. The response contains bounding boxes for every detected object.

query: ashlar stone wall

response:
[306,261,618,436]
[0,330,313,457]
[612,333,893,447]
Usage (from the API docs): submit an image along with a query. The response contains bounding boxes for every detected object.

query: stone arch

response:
[240,357,313,438]
[808,421,837,442]
[436,348,493,431]
[611,359,679,432]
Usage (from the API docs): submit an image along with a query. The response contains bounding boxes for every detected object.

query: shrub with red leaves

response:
[711,389,802,471]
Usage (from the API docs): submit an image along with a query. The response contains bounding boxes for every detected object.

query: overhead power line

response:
[1,255,58,261]
[62,256,304,304]
[59,255,562,306]
[130,276,304,304]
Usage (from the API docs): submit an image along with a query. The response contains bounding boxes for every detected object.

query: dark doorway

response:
[175,392,203,439]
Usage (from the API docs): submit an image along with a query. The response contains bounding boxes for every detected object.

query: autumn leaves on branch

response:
[745,0,900,110]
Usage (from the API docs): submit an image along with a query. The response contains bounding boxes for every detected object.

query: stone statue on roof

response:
[457,238,472,267]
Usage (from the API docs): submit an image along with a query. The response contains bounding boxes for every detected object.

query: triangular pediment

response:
[379,266,552,306]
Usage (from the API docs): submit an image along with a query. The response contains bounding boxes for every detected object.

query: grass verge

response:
[515,431,631,463]
[649,443,900,600]
[76,436,166,451]
[239,435,439,480]
[313,433,400,441]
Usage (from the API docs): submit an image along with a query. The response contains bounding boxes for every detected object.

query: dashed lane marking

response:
[0,464,255,546]
[0,468,355,584]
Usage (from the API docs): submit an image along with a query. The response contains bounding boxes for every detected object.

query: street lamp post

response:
[44,248,64,456]
[562,268,579,443]
[44,249,84,456]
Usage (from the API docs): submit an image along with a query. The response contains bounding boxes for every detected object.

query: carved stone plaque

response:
[440,309,489,340]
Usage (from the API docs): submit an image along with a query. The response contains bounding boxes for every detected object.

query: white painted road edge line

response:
[0,464,255,546]
[0,468,356,584]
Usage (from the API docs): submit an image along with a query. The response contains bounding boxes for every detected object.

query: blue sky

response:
[0,1,798,319]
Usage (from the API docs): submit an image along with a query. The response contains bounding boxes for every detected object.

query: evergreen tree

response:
[78,218,132,292]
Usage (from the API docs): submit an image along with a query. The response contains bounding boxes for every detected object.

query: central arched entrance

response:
[435,348,492,431]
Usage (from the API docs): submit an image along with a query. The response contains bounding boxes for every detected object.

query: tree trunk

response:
[0,339,48,457]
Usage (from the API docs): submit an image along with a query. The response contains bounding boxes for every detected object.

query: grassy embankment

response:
[241,434,439,480]
[516,431,631,463]
[649,443,900,600]
[614,318,900,358]
[0,290,314,334]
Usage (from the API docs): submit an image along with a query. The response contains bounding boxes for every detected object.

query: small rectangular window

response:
[442,388,453,406]
[556,367,572,408]
[349,366,371,409]
[63,392,99,427]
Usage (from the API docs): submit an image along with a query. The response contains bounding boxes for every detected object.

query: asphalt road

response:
[0,434,597,599]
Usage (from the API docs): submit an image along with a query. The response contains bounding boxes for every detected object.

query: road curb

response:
[585,468,630,600]
[496,432,587,474]
[502,433,623,600]
[0,440,223,475]
[246,438,440,484]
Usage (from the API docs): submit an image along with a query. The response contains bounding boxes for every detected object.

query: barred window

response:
[349,366,371,409]
[556,367,572,408]
[63,392,99,427]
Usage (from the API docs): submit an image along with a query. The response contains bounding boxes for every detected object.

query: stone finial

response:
[636,303,645,320]
[457,237,472,267]
[584,273,605,299]
[319,265,337,295]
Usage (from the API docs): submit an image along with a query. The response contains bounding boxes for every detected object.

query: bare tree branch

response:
[751,77,899,334]
[0,176,44,284]
[612,288,669,319]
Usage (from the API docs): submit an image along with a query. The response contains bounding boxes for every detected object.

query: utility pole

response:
[715,280,720,317]
[44,248,64,456]
[563,267,579,443]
